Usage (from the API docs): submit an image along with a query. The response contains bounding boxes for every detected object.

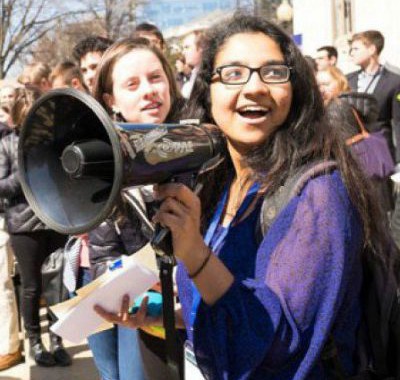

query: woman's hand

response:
[153,183,207,264]
[94,294,162,329]
[153,182,235,305]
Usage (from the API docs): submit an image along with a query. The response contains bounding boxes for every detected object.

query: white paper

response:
[391,171,400,183]
[184,342,205,380]
[50,255,158,344]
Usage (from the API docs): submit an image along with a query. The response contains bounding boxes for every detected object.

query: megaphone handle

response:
[152,226,169,246]
[151,181,203,256]
[151,224,173,257]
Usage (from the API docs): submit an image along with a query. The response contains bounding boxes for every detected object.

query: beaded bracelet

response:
[188,247,212,279]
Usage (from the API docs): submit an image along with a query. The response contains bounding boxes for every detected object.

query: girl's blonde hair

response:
[323,66,351,94]
[18,62,51,86]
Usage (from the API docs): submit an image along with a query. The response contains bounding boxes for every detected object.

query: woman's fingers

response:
[118,294,130,322]
[154,183,200,211]
[158,196,189,217]
[134,296,149,326]
[153,211,181,232]
[94,295,150,328]
[94,304,121,324]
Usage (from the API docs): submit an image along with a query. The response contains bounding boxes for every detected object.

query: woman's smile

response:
[210,32,292,150]
[236,104,271,123]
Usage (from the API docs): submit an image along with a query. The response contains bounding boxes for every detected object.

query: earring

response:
[111,107,124,121]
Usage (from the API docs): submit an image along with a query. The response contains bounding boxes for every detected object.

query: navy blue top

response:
[176,171,363,379]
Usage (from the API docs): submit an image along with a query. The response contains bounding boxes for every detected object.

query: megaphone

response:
[18,88,224,235]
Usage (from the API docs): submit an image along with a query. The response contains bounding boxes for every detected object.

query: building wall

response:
[137,0,254,31]
[293,0,400,73]
[292,0,335,54]
[352,0,400,70]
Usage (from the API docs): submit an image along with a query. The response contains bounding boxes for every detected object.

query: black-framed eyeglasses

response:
[212,64,292,85]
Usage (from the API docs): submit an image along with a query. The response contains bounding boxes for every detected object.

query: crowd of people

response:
[0,12,400,380]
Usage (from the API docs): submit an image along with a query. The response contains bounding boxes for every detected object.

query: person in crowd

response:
[316,48,396,208]
[0,84,18,107]
[0,219,21,371]
[66,214,147,380]
[72,36,113,93]
[347,30,400,163]
[87,36,185,380]
[134,22,165,51]
[317,66,394,213]
[18,62,52,93]
[316,65,350,105]
[181,29,205,98]
[50,61,88,92]
[174,54,191,89]
[0,88,71,367]
[0,84,19,371]
[72,34,149,380]
[95,14,388,379]
[315,45,338,71]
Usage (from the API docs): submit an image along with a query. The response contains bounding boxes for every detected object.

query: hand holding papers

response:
[50,251,158,344]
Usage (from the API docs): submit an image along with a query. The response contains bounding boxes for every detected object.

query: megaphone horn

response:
[18,88,224,235]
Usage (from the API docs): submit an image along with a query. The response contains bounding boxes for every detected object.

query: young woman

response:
[0,88,71,367]
[316,66,350,105]
[89,37,184,380]
[18,62,52,93]
[316,66,394,213]
[95,15,387,379]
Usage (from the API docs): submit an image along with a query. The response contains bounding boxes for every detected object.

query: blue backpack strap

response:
[256,160,337,243]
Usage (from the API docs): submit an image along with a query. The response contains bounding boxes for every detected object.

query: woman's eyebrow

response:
[215,59,286,67]
[123,76,139,83]
[148,68,164,75]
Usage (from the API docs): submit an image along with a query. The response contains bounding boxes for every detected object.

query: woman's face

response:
[316,70,340,105]
[210,32,293,152]
[104,49,171,124]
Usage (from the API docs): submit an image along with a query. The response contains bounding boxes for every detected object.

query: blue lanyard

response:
[189,181,260,333]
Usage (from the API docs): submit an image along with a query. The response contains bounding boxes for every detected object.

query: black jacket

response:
[0,131,45,233]
[347,67,400,161]
[88,206,149,279]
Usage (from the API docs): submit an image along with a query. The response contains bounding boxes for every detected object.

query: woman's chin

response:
[140,112,167,125]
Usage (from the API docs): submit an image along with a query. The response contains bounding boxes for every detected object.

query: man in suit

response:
[347,30,400,163]
[181,30,205,99]
[315,45,338,71]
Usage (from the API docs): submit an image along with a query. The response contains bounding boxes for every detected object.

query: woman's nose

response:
[242,71,270,95]
[141,80,157,96]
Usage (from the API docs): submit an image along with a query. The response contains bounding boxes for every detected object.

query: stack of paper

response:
[50,252,159,344]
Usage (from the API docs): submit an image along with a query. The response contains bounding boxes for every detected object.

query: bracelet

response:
[188,247,212,279]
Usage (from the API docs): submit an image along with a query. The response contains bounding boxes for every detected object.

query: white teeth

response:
[239,106,269,112]
[144,103,160,110]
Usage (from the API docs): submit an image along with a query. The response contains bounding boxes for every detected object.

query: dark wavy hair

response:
[72,36,113,63]
[185,13,387,258]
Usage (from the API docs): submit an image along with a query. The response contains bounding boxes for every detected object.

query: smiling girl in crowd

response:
[95,15,387,379]
[90,37,184,380]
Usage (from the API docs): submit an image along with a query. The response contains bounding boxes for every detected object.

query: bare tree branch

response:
[81,0,146,39]
[0,0,86,78]
[1,0,148,78]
